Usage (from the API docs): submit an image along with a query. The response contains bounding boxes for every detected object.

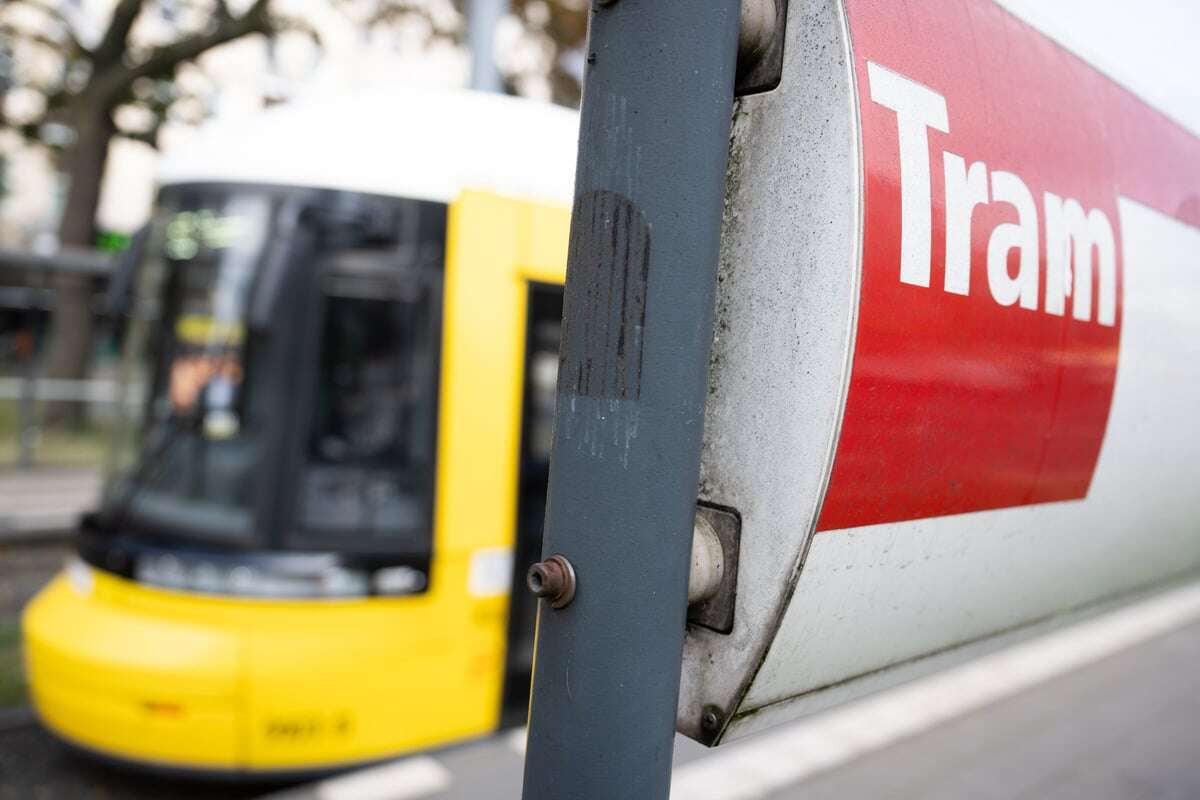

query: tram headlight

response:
[226,565,260,595]
[373,566,427,595]
[135,553,185,588]
[322,567,373,596]
[191,561,223,593]
[133,551,375,599]
[66,556,94,596]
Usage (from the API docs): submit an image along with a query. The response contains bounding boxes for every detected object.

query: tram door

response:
[434,189,570,739]
[502,284,563,724]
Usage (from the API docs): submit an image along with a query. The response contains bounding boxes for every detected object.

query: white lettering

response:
[943,152,989,296]
[870,60,1119,326]
[987,171,1039,310]
[867,62,949,288]
[1044,193,1117,326]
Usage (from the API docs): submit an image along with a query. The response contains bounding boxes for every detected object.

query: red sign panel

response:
[817,0,1200,531]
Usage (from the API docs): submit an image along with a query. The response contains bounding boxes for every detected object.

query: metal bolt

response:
[701,705,722,732]
[527,554,577,609]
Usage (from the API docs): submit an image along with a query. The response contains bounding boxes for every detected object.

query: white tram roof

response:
[158,86,580,206]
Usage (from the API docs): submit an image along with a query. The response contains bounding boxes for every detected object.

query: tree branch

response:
[115,125,160,147]
[5,0,88,55]
[0,22,66,53]
[92,0,144,67]
[90,0,272,108]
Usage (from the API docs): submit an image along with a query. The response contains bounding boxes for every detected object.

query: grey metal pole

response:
[467,0,508,93]
[17,342,37,469]
[17,262,51,469]
[521,1,741,798]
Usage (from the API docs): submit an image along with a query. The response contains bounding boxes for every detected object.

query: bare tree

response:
[0,0,586,411]
[1,0,305,406]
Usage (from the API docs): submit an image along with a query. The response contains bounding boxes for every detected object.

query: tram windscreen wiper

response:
[101,408,202,532]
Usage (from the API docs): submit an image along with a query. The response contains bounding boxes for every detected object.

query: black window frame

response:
[99,182,447,573]
[112,184,283,546]
[276,195,448,561]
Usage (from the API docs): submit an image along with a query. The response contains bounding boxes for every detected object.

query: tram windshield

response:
[109,187,271,540]
[105,185,447,557]
[298,262,440,547]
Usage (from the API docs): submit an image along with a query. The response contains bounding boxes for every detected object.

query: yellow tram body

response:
[23,190,570,772]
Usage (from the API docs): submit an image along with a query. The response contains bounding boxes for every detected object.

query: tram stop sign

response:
[679,0,1200,744]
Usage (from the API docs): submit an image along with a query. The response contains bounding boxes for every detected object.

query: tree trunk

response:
[42,103,115,425]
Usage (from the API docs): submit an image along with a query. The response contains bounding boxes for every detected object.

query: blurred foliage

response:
[0,0,589,386]
[508,0,587,106]
[0,399,111,466]
[0,0,324,387]
[0,618,25,708]
[96,229,133,252]
[0,0,587,158]
[338,0,589,106]
[0,0,317,153]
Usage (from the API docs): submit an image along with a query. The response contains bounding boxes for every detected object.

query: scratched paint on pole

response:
[816,0,1200,531]
[560,190,650,402]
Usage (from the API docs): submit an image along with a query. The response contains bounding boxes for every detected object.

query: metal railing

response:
[0,245,122,471]
[0,376,133,469]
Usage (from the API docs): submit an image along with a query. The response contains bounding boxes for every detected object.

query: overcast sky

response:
[997,0,1200,136]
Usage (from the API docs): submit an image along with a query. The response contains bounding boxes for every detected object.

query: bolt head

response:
[527,554,577,609]
[527,562,558,596]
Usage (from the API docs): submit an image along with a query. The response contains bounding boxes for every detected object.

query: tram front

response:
[96,184,445,599]
[21,87,579,774]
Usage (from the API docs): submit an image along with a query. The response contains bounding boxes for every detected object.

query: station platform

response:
[0,469,99,541]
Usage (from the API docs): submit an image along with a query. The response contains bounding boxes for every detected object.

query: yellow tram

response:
[22,87,578,774]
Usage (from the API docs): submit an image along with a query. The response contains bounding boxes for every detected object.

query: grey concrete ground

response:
[3,482,1197,800]
[0,467,99,540]
[0,541,68,616]
[768,617,1200,800]
[267,617,1200,800]
[0,718,276,800]
[1,617,1198,798]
